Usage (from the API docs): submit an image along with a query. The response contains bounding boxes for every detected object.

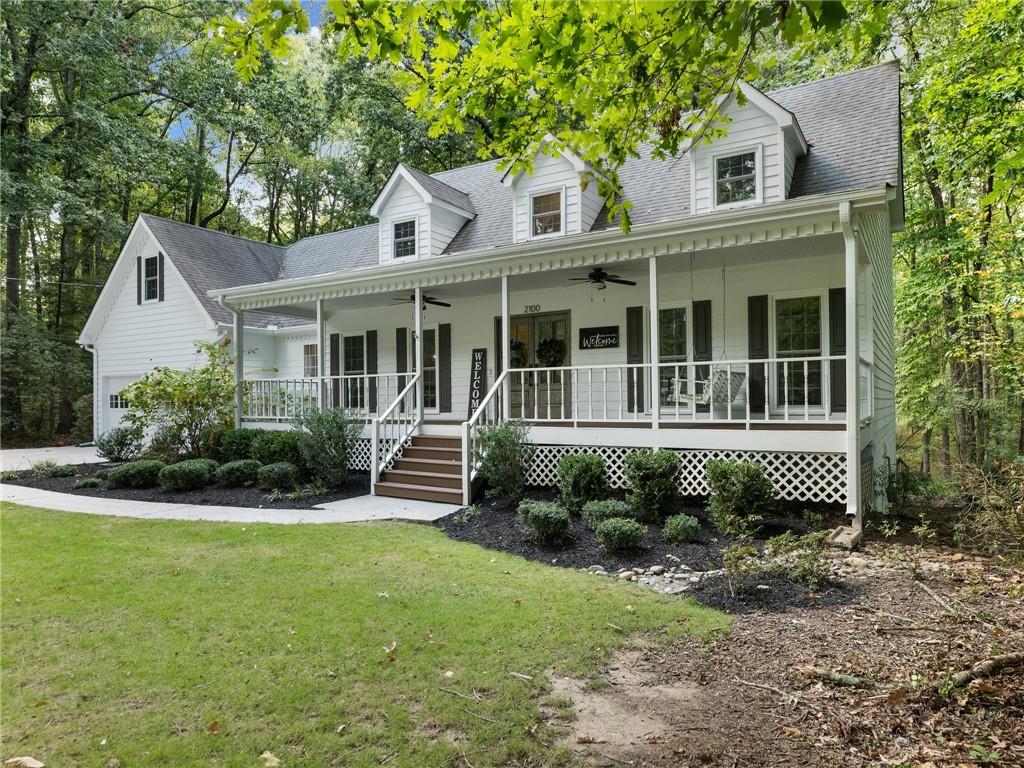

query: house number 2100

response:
[523,304,541,313]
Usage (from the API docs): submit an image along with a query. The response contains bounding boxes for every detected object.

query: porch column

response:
[233,308,244,428]
[414,286,424,423]
[316,298,326,409]
[840,202,861,531]
[648,256,660,433]
[500,275,510,420]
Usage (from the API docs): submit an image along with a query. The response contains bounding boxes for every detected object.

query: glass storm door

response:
[657,306,688,408]
[507,312,569,418]
[343,335,365,409]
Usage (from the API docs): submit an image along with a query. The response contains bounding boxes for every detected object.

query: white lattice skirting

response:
[526,445,847,504]
[349,438,371,473]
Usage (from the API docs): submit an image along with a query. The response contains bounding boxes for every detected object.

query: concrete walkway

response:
[0,484,459,524]
[1,445,104,471]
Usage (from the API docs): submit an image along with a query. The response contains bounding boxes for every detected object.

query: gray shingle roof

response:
[143,64,900,304]
[400,164,476,214]
[141,215,307,328]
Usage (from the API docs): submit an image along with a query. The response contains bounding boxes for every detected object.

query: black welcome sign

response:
[579,325,620,350]
[467,348,488,417]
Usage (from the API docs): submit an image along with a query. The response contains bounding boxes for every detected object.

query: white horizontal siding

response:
[378,179,430,266]
[514,153,582,240]
[693,100,783,214]
[431,206,468,257]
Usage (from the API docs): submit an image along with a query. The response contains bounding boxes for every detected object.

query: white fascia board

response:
[209,186,891,306]
[735,81,808,154]
[78,216,148,345]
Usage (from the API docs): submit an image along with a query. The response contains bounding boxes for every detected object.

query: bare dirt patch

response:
[546,542,1024,767]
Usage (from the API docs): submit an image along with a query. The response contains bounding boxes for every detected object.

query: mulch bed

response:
[4,462,369,510]
[436,490,851,612]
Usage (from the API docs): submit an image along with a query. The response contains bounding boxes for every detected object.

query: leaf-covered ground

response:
[0,504,726,767]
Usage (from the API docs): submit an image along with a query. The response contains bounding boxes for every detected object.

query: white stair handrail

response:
[460,370,508,504]
[371,371,422,489]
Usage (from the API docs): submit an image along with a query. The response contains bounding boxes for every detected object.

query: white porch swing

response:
[665,260,747,414]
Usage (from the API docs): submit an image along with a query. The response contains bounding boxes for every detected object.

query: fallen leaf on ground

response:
[382,641,397,653]
[260,752,281,767]
[5,759,45,768]
[205,719,219,734]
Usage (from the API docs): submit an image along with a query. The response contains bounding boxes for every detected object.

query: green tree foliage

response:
[122,341,236,458]
[223,0,861,230]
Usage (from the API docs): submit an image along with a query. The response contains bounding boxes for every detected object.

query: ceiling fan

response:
[392,293,452,308]
[570,267,637,291]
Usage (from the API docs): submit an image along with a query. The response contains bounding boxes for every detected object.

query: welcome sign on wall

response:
[579,326,620,350]
[467,348,487,417]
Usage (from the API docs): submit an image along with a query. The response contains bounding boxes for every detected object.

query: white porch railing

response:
[242,374,406,422]
[461,370,507,504]
[370,372,422,487]
[502,355,846,425]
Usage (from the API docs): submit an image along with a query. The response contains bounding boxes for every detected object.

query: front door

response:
[502,311,571,419]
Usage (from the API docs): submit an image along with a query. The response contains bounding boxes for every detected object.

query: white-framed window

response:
[771,292,826,408]
[341,332,367,409]
[143,254,160,301]
[407,325,439,412]
[713,147,761,208]
[393,219,417,258]
[302,343,318,378]
[109,392,129,410]
[530,190,562,237]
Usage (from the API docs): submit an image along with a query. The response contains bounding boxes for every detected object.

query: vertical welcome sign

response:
[467,348,488,417]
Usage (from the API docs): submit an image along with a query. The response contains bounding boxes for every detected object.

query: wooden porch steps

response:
[374,435,464,504]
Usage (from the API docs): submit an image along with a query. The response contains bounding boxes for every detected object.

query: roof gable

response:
[369,163,476,218]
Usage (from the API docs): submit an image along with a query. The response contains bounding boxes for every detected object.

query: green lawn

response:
[0,504,726,767]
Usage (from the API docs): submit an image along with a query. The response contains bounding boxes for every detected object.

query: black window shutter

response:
[693,300,712,412]
[438,323,452,413]
[395,328,408,394]
[828,287,846,412]
[747,295,769,413]
[493,317,503,374]
[157,252,165,302]
[329,333,340,408]
[626,306,644,413]
[366,330,378,413]
[136,256,142,305]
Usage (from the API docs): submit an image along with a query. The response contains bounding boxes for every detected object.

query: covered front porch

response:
[214,197,876,518]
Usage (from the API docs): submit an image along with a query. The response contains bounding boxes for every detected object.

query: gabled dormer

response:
[690,81,808,215]
[370,164,475,265]
[503,138,604,243]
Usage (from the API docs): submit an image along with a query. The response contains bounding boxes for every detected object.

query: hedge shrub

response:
[73,477,103,489]
[595,518,646,553]
[516,500,572,546]
[296,409,362,488]
[258,461,300,491]
[556,453,609,512]
[106,460,166,489]
[216,459,262,487]
[251,430,305,472]
[218,428,261,463]
[476,420,535,508]
[581,500,632,530]
[625,449,681,522]
[706,460,775,535]
[158,459,217,492]
[95,425,144,462]
[663,513,701,544]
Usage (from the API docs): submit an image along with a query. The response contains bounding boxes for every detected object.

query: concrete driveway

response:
[1,445,103,472]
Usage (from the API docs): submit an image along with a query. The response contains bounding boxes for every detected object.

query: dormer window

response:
[715,151,758,206]
[393,220,417,258]
[531,191,562,236]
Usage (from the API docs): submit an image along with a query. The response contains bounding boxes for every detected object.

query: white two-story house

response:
[79,63,903,530]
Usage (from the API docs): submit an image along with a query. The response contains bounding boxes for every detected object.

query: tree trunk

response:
[921,428,931,477]
[941,426,951,480]
[187,123,207,225]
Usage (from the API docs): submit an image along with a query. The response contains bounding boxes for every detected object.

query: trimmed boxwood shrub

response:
[556,453,609,512]
[581,500,632,530]
[251,430,305,473]
[625,449,682,522]
[517,500,572,546]
[258,461,300,491]
[476,420,535,508]
[218,428,261,463]
[106,460,166,489]
[95,425,144,462]
[706,459,775,535]
[595,517,646,553]
[216,459,262,487]
[663,513,701,544]
[158,459,217,492]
